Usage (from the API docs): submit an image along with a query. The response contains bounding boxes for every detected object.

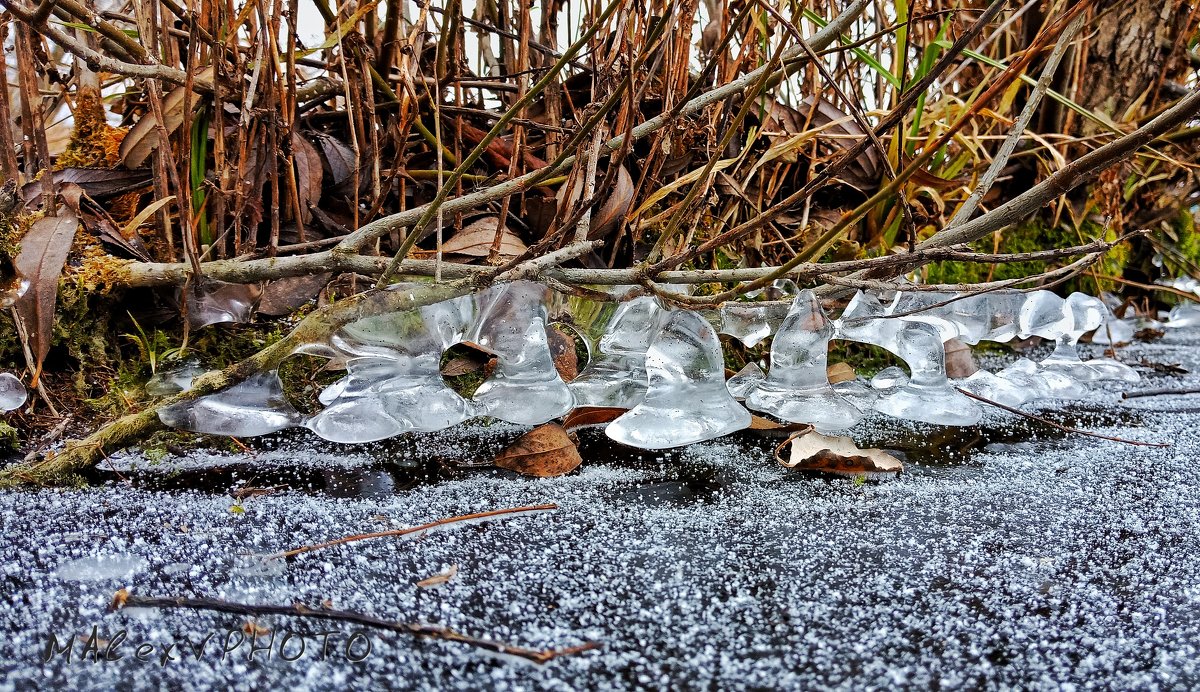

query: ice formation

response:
[153,281,1152,447]
[0,372,27,412]
[607,309,751,449]
[569,294,666,409]
[158,371,301,436]
[725,362,765,400]
[306,291,476,442]
[468,281,574,424]
[838,291,982,426]
[144,360,206,397]
[186,280,256,328]
[745,290,869,430]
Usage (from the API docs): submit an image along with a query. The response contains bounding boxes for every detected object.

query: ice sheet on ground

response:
[3,328,1199,689]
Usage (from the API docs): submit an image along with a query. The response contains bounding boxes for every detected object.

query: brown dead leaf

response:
[776,428,903,478]
[415,564,459,588]
[547,324,578,382]
[944,338,978,379]
[313,132,357,189]
[21,168,152,205]
[556,166,634,240]
[440,356,482,377]
[562,406,628,432]
[242,621,271,637]
[441,217,528,258]
[110,588,129,610]
[748,415,812,435]
[258,273,331,316]
[291,132,324,222]
[495,423,582,477]
[119,69,214,168]
[826,362,857,384]
[14,210,80,384]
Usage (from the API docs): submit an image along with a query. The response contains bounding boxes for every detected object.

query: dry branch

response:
[115,593,599,664]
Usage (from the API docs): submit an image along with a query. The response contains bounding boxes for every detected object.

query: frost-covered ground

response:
[3,333,1200,690]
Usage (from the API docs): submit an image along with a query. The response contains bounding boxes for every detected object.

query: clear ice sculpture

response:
[1089,315,1135,345]
[887,291,961,342]
[719,302,783,348]
[306,292,477,442]
[1017,290,1072,341]
[1021,292,1139,383]
[969,291,1026,343]
[158,371,301,437]
[745,290,868,430]
[186,280,256,328]
[1038,292,1106,381]
[1166,303,1200,329]
[725,362,765,400]
[958,369,1033,408]
[607,309,751,449]
[467,281,573,424]
[870,366,908,392]
[145,360,206,397]
[997,358,1088,401]
[569,295,667,409]
[718,280,800,347]
[838,292,981,426]
[0,372,27,411]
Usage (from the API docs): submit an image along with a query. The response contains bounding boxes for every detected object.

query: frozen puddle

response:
[2,335,1200,689]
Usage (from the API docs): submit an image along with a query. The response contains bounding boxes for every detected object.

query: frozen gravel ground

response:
[3,333,1200,690]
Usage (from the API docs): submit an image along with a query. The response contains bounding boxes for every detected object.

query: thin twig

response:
[115,594,599,664]
[955,388,1169,447]
[276,504,558,559]
[1121,386,1200,400]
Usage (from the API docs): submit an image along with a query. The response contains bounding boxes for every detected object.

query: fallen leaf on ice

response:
[416,564,459,588]
[562,406,628,432]
[775,428,903,479]
[495,423,582,477]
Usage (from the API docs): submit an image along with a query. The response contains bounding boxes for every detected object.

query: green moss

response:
[0,420,18,453]
[922,218,1130,293]
[828,341,900,379]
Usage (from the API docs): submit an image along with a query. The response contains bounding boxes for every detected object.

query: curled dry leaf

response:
[495,423,582,477]
[440,356,482,377]
[440,217,528,258]
[415,564,459,588]
[776,428,903,479]
[562,406,628,432]
[313,132,357,189]
[556,166,634,240]
[110,588,130,610]
[14,209,80,383]
[21,168,153,205]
